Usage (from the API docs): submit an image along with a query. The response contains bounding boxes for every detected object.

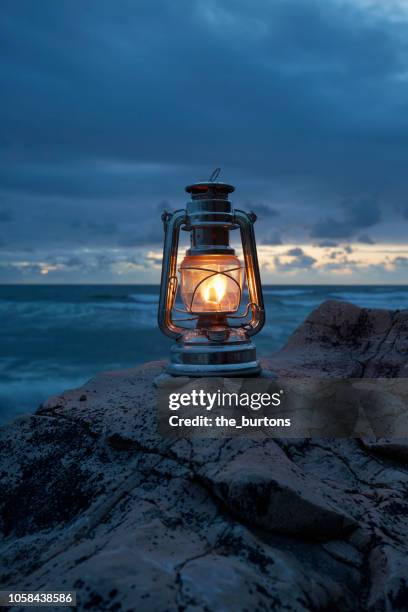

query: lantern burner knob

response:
[206,326,230,342]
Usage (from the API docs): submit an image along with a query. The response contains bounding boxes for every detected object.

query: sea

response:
[1,284,408,425]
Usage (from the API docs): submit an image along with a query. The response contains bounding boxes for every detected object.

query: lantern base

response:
[167,327,261,377]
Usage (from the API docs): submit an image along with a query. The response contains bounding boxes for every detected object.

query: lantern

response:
[158,172,265,376]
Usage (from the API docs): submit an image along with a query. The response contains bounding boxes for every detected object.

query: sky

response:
[1,0,408,284]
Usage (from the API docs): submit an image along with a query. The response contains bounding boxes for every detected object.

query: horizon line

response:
[1,282,408,288]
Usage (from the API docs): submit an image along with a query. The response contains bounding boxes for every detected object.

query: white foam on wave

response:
[0,298,158,329]
[278,298,322,308]
[0,375,89,424]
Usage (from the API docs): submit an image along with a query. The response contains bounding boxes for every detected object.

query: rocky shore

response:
[1,300,408,611]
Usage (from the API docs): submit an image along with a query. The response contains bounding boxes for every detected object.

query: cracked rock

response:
[1,300,408,610]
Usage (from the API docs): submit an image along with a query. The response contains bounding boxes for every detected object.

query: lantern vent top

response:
[185,182,235,200]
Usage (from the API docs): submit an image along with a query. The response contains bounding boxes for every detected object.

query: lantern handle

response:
[209,167,221,182]
[158,209,187,339]
[234,209,265,336]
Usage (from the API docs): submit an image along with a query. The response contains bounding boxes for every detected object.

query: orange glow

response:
[179,254,244,314]
[203,274,227,304]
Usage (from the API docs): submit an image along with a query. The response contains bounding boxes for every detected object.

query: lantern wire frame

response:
[167,263,261,329]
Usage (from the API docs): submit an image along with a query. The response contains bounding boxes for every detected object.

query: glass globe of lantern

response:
[179,253,244,315]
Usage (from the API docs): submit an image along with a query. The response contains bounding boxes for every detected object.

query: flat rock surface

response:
[1,300,408,611]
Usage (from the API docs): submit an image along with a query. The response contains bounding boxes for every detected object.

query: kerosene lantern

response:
[158,171,265,376]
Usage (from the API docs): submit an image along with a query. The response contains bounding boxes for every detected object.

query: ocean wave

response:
[328,291,408,308]
[262,288,311,297]
[0,299,158,329]
[128,293,159,304]
[91,293,131,301]
[90,301,149,311]
[277,298,322,308]
[0,374,89,424]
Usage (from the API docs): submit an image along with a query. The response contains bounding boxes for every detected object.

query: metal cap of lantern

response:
[158,170,265,377]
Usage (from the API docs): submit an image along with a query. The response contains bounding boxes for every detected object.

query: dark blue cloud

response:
[316,240,339,248]
[310,196,381,239]
[357,234,375,244]
[274,247,317,270]
[1,0,408,280]
[247,203,279,218]
[261,231,282,246]
[0,209,13,222]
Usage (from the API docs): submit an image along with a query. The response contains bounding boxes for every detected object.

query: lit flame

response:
[203,274,227,304]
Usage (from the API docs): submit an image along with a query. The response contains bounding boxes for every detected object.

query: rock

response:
[263,300,408,378]
[1,300,408,610]
[199,442,357,537]
[361,438,408,462]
